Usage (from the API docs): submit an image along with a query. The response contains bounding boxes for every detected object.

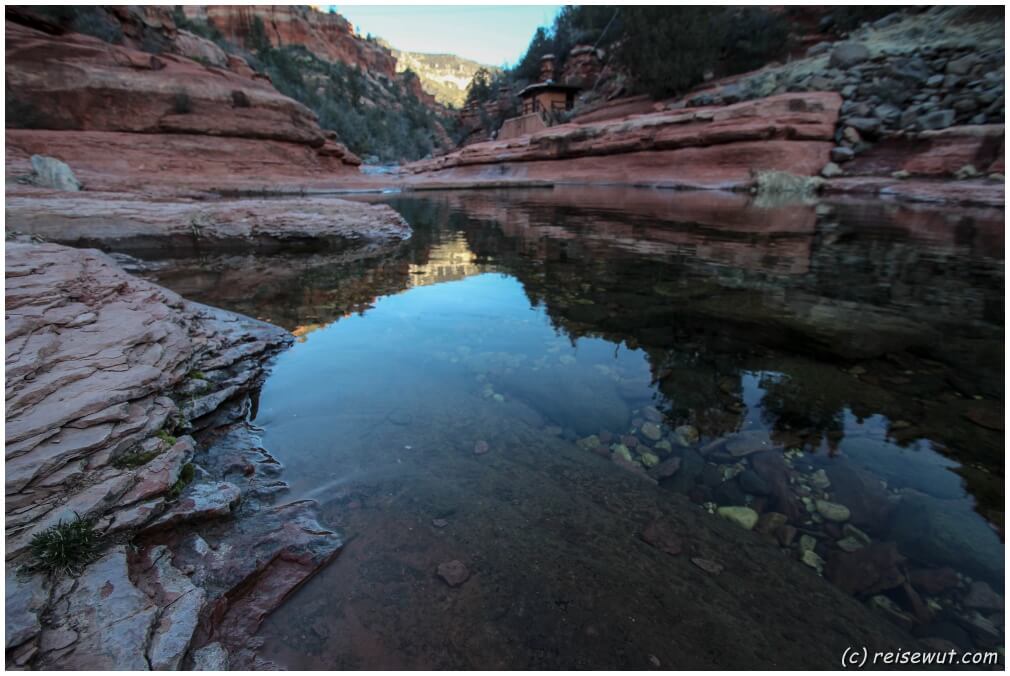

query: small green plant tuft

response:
[170,463,196,498]
[156,428,178,447]
[188,370,208,381]
[29,514,100,576]
[113,447,162,469]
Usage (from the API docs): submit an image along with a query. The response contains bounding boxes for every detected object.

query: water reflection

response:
[142,187,1004,667]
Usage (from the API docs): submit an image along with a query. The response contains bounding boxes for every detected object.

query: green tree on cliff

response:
[464,67,493,106]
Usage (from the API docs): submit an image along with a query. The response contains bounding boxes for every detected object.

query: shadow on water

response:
[142,186,1005,668]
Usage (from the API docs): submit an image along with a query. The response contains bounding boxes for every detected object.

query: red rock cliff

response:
[184,5,397,78]
[5,11,365,194]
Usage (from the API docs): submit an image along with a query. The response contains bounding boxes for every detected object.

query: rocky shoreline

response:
[4,216,408,669]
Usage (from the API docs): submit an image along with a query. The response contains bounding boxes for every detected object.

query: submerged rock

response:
[673,425,699,446]
[815,500,851,523]
[825,542,906,596]
[889,493,1003,584]
[640,422,662,442]
[716,506,759,530]
[494,366,629,436]
[641,519,683,557]
[691,557,724,575]
[437,560,470,587]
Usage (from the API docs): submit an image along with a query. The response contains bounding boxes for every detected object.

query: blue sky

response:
[332,5,561,67]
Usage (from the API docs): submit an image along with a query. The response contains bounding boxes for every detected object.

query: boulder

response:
[821,162,844,178]
[918,109,956,131]
[825,465,893,532]
[29,155,81,191]
[829,42,871,69]
[830,146,855,163]
[825,542,906,596]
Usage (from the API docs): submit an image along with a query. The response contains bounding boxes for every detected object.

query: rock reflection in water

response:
[143,187,1004,668]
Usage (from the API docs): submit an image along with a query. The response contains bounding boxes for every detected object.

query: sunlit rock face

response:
[406,92,842,190]
[184,5,398,78]
[5,13,364,195]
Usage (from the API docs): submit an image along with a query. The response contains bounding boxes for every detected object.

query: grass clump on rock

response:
[113,447,162,469]
[170,462,196,498]
[29,513,100,576]
[156,428,178,447]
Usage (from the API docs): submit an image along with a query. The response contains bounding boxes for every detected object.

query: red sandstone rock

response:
[823,176,1004,207]
[843,125,1004,178]
[5,190,412,249]
[5,130,371,194]
[407,93,840,190]
[185,5,397,78]
[5,21,326,147]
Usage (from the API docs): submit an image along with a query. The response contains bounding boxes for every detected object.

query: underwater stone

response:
[437,560,470,587]
[611,444,633,463]
[716,506,759,530]
[640,422,662,441]
[673,425,699,446]
[816,500,851,522]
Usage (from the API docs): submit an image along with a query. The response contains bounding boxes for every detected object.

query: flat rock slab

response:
[147,481,242,530]
[5,193,411,252]
[36,547,158,670]
[5,242,290,556]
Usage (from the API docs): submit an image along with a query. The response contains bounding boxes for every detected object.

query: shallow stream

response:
[144,187,1004,668]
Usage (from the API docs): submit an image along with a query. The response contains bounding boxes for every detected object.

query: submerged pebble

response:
[716,506,759,530]
[437,560,470,587]
[815,500,851,523]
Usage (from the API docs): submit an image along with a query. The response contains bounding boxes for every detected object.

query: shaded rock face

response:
[4,243,343,669]
[407,92,841,190]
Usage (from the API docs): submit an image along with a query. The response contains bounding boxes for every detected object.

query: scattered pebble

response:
[716,506,759,530]
[437,560,470,587]
[691,557,724,575]
[473,440,489,455]
[432,518,449,528]
[815,500,851,523]
[640,422,662,441]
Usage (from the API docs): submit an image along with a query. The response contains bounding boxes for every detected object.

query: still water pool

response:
[145,188,1004,668]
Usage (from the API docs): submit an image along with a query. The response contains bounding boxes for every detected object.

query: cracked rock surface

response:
[5,242,342,669]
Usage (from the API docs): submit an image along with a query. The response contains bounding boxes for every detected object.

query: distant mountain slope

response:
[390,48,499,108]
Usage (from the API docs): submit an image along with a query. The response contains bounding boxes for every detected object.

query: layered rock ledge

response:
[405,92,842,191]
[3,243,355,669]
[4,192,412,253]
[5,14,371,195]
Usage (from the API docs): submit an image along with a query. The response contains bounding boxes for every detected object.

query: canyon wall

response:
[5,10,366,194]
[183,5,397,78]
